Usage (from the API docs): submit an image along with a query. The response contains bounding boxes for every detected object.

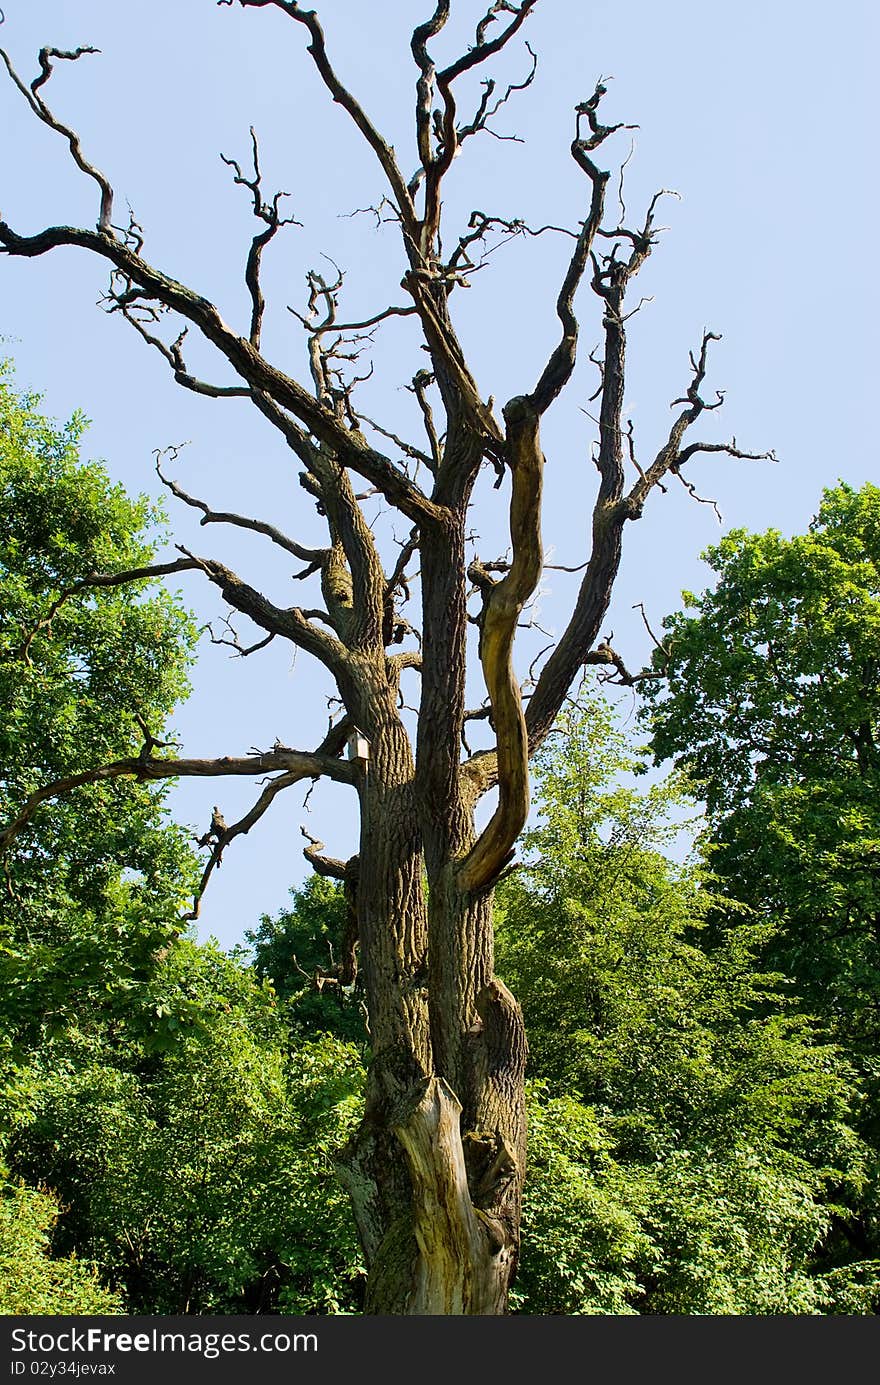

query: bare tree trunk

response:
[337,704,526,1314]
[344,1007,526,1314]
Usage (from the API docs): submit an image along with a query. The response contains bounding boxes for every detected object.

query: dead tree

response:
[0,2,771,1314]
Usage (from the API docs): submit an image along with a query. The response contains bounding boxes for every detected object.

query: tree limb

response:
[0,44,114,232]
[220,125,301,348]
[0,220,445,528]
[224,0,419,238]
[154,448,326,566]
[178,546,352,673]
[457,396,543,894]
[627,334,777,508]
[529,83,628,415]
[186,769,321,920]
[0,748,355,854]
[300,824,347,880]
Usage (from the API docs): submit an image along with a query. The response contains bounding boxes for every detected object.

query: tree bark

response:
[334,678,527,1314]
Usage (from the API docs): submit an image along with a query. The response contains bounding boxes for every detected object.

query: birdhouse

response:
[346,727,370,769]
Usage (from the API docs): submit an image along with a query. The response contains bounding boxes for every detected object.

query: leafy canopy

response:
[641,483,880,1300]
[643,484,880,1070]
[497,689,871,1313]
[10,942,365,1315]
[0,363,200,1049]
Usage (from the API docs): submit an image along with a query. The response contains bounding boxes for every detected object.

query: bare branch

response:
[583,638,656,687]
[461,703,492,757]
[207,614,276,658]
[221,126,301,347]
[633,601,671,660]
[0,220,446,528]
[460,184,668,799]
[672,471,723,522]
[0,44,114,231]
[68,555,198,593]
[154,446,327,565]
[407,369,442,471]
[98,294,253,399]
[390,649,422,675]
[31,540,342,675]
[458,395,544,895]
[173,373,253,400]
[414,2,538,250]
[447,211,577,285]
[0,746,355,855]
[400,265,505,463]
[301,825,347,881]
[297,447,388,652]
[455,42,537,149]
[528,82,618,414]
[359,415,433,472]
[225,0,418,236]
[441,2,539,85]
[176,545,352,672]
[186,770,309,920]
[411,3,452,181]
[626,333,775,511]
[386,527,421,601]
[131,713,171,761]
[302,303,418,336]
[675,437,778,469]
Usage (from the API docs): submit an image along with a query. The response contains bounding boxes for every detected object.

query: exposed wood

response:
[392,1077,510,1315]
[458,396,543,895]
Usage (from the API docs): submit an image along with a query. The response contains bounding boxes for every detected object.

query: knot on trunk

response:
[474,977,528,1083]
[463,1129,518,1204]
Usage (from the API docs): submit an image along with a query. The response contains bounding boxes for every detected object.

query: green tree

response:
[0,364,213,1312]
[644,484,880,1032]
[643,482,880,1284]
[496,691,874,1313]
[0,367,361,1315]
[0,1169,123,1315]
[9,942,365,1315]
[246,875,367,1045]
[0,362,200,1052]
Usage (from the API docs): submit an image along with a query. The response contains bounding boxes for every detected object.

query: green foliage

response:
[0,363,200,1053]
[0,1171,122,1314]
[627,1147,832,1315]
[0,364,366,1317]
[643,484,880,1287]
[513,1090,647,1314]
[246,875,368,1044]
[496,696,851,1160]
[647,482,880,816]
[643,483,880,1050]
[517,1089,843,1316]
[499,689,875,1314]
[9,942,365,1315]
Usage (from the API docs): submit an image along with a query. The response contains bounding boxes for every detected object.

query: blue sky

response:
[1,0,877,949]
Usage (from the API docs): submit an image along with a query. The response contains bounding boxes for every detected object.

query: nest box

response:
[346,727,370,769]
